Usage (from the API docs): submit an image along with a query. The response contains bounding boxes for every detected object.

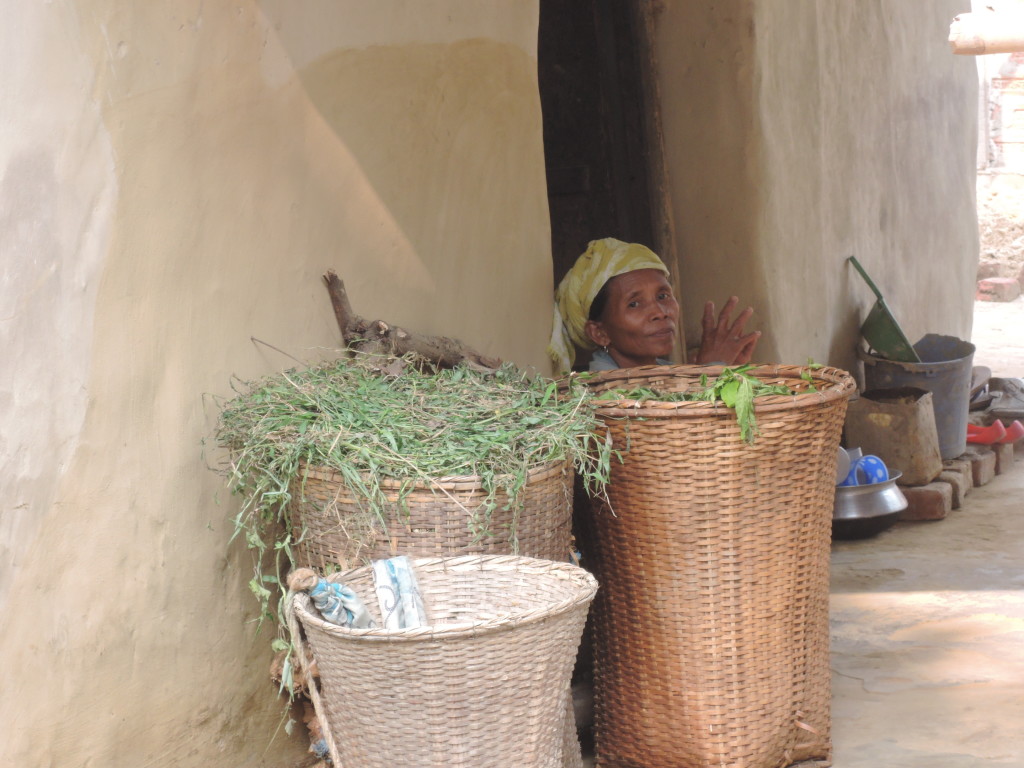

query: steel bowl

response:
[832,471,908,540]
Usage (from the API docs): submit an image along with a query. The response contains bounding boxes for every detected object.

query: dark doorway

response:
[538,1,658,278]
[538,0,668,368]
[538,9,667,754]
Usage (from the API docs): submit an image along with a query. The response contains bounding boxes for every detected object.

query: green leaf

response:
[800,369,819,392]
[540,379,558,406]
[719,379,741,408]
[249,578,272,602]
[733,376,758,443]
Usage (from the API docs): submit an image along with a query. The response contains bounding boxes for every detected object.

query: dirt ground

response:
[971,295,1024,378]
[973,174,1024,379]
[978,174,1024,280]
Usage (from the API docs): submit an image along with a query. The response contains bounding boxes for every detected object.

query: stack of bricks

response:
[976,277,1021,302]
[976,262,1024,302]
[899,438,1019,521]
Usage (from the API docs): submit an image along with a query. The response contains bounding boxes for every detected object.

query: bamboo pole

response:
[950,10,1024,55]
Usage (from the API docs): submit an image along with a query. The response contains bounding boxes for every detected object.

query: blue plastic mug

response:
[839,454,889,487]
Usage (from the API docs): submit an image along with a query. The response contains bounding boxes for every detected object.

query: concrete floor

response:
[828,448,1024,767]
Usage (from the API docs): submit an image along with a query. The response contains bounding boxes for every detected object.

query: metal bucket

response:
[858,334,975,460]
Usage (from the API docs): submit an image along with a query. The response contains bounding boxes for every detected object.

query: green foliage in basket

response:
[602,364,811,444]
[212,354,613,633]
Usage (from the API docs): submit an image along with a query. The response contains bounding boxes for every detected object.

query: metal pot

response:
[832,471,908,540]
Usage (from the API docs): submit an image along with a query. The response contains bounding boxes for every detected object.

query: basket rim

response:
[297,457,569,490]
[578,363,855,419]
[290,554,598,642]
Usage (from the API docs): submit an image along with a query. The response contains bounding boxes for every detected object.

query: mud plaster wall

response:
[0,2,547,765]
[654,0,979,375]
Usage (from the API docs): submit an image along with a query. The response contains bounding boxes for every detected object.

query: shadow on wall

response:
[248,8,552,361]
[257,10,544,302]
[829,299,868,390]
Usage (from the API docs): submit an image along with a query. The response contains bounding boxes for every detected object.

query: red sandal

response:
[967,421,1007,444]
[1002,420,1024,443]
[967,420,1024,443]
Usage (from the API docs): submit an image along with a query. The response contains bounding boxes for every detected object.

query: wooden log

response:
[322,270,502,372]
[949,10,1024,55]
[323,269,360,341]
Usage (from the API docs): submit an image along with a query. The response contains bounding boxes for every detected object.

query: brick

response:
[994,442,1016,474]
[938,470,967,509]
[976,277,1022,302]
[941,458,973,496]
[900,482,953,521]
[977,260,1001,281]
[962,447,997,486]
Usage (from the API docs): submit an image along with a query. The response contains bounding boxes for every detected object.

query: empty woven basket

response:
[581,363,855,768]
[289,554,598,768]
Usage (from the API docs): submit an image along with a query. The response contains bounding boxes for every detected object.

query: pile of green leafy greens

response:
[212,355,612,630]
[602,364,815,444]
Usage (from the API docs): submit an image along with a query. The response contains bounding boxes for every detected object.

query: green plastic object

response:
[848,256,920,363]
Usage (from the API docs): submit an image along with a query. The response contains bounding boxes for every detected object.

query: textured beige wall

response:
[654,0,764,360]
[0,2,547,766]
[655,0,979,375]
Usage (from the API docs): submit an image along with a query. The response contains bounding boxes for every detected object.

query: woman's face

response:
[584,269,679,368]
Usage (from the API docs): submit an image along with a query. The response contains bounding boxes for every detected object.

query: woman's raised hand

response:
[695,296,761,365]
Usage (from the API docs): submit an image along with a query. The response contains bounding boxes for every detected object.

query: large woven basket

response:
[288,459,574,569]
[581,364,855,768]
[289,554,599,768]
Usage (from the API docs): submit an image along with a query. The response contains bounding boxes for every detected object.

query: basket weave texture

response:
[289,460,574,570]
[289,554,598,768]
[581,364,855,768]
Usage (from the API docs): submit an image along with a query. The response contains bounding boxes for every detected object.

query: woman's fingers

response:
[716,296,740,326]
[732,332,762,364]
[702,300,718,334]
[697,296,760,364]
[726,305,754,337]
[704,297,741,339]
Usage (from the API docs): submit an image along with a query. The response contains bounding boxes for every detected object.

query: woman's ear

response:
[584,320,611,348]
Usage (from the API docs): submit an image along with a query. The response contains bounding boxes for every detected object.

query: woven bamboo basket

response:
[287,459,583,766]
[288,459,574,570]
[581,363,855,768]
[288,554,599,768]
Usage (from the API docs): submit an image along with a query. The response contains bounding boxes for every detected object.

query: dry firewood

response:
[322,270,502,372]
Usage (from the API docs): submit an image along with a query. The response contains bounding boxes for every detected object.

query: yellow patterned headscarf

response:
[547,238,669,373]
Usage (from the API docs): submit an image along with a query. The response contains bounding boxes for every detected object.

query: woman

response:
[548,238,760,373]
